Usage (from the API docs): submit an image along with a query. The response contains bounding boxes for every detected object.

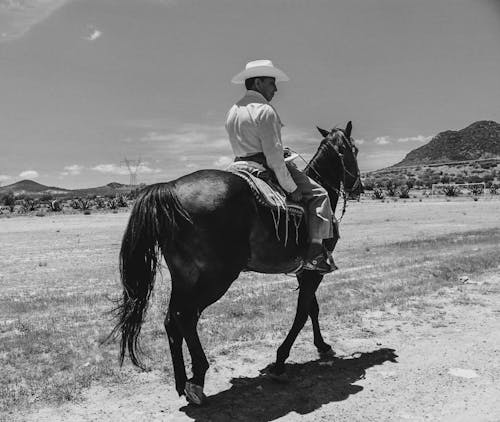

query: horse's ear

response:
[317,126,330,139]
[345,121,352,138]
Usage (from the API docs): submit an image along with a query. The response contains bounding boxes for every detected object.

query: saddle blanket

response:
[227,163,304,217]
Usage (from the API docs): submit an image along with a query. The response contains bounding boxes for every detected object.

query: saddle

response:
[228,164,304,215]
[227,162,305,247]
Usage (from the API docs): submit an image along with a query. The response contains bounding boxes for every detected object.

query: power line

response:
[120,158,142,186]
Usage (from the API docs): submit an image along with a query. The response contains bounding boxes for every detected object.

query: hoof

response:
[318,346,336,359]
[184,381,206,406]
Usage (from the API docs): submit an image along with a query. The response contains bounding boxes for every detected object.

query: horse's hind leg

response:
[171,303,209,405]
[164,304,187,396]
[309,294,334,357]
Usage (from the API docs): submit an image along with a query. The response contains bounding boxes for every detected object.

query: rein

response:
[293,144,349,222]
[293,130,361,223]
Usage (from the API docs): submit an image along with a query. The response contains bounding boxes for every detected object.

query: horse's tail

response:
[112,183,191,369]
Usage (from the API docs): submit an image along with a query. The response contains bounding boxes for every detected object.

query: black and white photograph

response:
[1,0,499,420]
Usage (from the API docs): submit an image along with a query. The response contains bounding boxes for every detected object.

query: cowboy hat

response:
[231,59,290,84]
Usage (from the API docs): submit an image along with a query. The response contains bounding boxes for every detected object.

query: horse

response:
[111,121,362,405]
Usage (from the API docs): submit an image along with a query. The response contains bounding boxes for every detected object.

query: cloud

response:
[213,156,233,168]
[0,0,70,42]
[19,170,39,179]
[396,135,432,143]
[373,136,391,145]
[371,134,431,145]
[83,25,101,42]
[91,163,161,175]
[92,164,131,176]
[355,138,366,145]
[0,174,12,183]
[61,164,83,176]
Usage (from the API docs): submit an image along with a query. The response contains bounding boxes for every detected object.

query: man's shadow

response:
[181,348,398,422]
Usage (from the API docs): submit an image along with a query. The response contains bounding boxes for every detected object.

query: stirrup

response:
[302,255,334,274]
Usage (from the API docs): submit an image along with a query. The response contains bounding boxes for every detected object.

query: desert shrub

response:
[399,186,410,199]
[107,198,118,209]
[48,200,62,212]
[361,178,376,191]
[385,181,398,197]
[372,188,385,200]
[490,184,498,195]
[406,178,416,189]
[116,195,128,208]
[83,209,92,215]
[94,197,106,209]
[2,191,16,212]
[20,198,38,213]
[40,193,53,202]
[443,185,460,197]
[469,185,484,196]
[71,198,92,210]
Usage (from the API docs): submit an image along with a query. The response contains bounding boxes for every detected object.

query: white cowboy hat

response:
[231,59,290,84]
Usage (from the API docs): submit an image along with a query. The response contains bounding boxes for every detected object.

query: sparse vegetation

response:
[372,188,385,200]
[443,185,460,197]
[2,202,499,417]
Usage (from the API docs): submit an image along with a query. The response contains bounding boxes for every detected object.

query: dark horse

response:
[111,121,362,405]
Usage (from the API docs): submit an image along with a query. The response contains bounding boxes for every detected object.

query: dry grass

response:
[0,200,499,416]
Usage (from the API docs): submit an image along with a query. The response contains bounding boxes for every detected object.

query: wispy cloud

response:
[61,164,83,176]
[19,169,39,179]
[396,135,432,143]
[374,136,391,145]
[0,0,70,42]
[0,174,12,183]
[371,134,431,145]
[91,163,162,175]
[83,25,101,42]
[213,156,233,168]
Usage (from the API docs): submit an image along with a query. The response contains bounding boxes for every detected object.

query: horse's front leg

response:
[309,294,335,358]
[272,271,322,376]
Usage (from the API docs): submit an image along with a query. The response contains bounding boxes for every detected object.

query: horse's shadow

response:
[180,348,398,422]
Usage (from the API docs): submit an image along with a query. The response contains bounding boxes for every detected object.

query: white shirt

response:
[225,90,297,193]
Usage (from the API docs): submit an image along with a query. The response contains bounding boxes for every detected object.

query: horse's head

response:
[313,121,363,197]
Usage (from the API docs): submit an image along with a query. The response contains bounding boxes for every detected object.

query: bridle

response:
[302,129,362,221]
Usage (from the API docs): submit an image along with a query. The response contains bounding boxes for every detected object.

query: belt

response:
[234,152,267,166]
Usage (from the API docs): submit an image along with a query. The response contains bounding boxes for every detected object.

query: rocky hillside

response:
[0,180,132,197]
[393,120,500,167]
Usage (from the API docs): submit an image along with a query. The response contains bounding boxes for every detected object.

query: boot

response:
[302,243,334,274]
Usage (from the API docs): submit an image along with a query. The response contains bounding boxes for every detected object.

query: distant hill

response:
[0,180,70,196]
[392,120,500,167]
[0,180,134,197]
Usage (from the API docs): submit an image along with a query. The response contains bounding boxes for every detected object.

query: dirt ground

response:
[17,271,500,422]
[3,198,500,422]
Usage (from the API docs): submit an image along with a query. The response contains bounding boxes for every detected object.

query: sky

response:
[1,0,499,188]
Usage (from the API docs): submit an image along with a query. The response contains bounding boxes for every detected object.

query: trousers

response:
[286,164,334,241]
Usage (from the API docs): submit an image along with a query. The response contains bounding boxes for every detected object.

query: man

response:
[225,59,336,273]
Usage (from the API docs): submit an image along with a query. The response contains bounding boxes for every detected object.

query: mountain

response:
[0,180,133,197]
[392,120,500,167]
[0,180,70,196]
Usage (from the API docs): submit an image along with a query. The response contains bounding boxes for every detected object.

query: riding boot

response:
[302,243,334,274]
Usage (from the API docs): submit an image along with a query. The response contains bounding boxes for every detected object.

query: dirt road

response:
[18,270,500,422]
